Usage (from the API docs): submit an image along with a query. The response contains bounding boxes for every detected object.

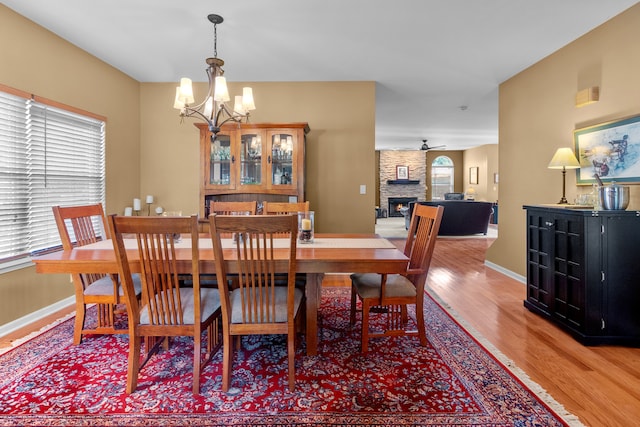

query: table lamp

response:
[465,187,476,200]
[548,147,580,204]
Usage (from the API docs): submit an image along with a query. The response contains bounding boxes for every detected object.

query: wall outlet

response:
[359,184,366,195]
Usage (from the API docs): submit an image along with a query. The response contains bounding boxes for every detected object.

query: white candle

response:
[133,198,141,211]
[301,218,312,231]
[124,207,133,216]
[146,195,154,204]
[155,206,164,215]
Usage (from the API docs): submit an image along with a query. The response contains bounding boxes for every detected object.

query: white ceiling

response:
[3,0,637,151]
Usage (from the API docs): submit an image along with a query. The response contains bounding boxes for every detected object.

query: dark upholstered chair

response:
[444,192,465,200]
[407,201,493,235]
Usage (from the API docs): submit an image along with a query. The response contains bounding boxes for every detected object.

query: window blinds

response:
[0,90,105,262]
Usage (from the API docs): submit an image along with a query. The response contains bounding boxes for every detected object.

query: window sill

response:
[0,258,35,274]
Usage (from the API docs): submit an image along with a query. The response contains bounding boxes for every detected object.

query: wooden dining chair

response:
[350,203,444,352]
[262,201,309,215]
[209,200,258,216]
[108,214,222,394]
[209,213,304,392]
[52,203,142,345]
[262,201,309,287]
[207,200,258,238]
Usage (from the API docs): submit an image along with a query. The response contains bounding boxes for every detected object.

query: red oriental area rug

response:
[0,287,578,426]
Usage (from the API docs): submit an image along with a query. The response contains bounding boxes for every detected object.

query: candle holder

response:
[297,211,314,243]
[145,195,154,215]
[133,198,142,216]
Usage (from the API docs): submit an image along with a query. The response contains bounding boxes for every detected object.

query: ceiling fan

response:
[420,139,445,151]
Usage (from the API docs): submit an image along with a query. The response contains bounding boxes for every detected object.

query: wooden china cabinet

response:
[197,122,310,217]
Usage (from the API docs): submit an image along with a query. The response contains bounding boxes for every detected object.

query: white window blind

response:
[0,90,105,263]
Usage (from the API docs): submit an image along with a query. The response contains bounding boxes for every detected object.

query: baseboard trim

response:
[0,296,74,338]
[484,260,526,284]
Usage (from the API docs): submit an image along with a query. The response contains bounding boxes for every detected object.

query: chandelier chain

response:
[213,22,218,58]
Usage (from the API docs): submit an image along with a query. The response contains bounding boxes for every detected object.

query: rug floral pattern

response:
[0,287,567,426]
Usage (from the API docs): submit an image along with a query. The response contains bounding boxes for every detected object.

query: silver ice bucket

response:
[599,183,630,210]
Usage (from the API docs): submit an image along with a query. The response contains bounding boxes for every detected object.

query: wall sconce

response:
[548,147,580,204]
[575,87,599,107]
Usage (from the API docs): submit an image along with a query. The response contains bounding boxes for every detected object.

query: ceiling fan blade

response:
[420,143,446,150]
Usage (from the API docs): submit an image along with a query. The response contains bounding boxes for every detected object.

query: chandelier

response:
[173,14,255,139]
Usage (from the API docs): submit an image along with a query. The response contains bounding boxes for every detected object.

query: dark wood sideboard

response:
[524,205,640,346]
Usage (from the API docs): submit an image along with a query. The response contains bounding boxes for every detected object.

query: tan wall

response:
[487,4,640,276]
[463,144,499,202]
[0,5,376,326]
[0,5,140,325]
[3,2,638,327]
[140,81,376,233]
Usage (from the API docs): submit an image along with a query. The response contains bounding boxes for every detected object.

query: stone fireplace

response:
[379,150,427,217]
[388,197,418,217]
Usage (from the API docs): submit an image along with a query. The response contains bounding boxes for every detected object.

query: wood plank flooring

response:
[2,235,639,426]
[409,236,640,427]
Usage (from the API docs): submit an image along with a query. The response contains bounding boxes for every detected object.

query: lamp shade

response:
[213,76,230,102]
[242,87,256,111]
[178,78,195,104]
[173,87,184,109]
[548,148,580,169]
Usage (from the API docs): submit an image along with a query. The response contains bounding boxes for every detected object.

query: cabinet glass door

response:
[271,132,294,187]
[209,134,232,186]
[240,133,262,185]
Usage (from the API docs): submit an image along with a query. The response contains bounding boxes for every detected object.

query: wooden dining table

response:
[31,233,409,356]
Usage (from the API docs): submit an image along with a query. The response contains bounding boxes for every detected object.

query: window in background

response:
[0,87,105,269]
[431,156,454,200]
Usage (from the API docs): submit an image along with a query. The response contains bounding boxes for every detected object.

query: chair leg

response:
[126,334,141,394]
[416,301,427,346]
[222,333,233,392]
[288,324,296,392]
[73,302,86,345]
[193,332,201,394]
[349,285,357,325]
[361,300,371,352]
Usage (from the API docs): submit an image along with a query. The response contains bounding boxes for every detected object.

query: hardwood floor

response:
[331,236,640,426]
[2,235,639,425]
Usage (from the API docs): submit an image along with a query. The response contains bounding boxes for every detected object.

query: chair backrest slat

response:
[108,215,201,326]
[53,203,108,250]
[209,214,297,324]
[262,201,309,215]
[53,203,109,286]
[209,201,258,215]
[404,204,444,289]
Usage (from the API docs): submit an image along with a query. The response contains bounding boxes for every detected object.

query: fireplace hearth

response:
[388,197,417,217]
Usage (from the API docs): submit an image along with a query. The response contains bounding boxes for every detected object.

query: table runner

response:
[77,237,397,251]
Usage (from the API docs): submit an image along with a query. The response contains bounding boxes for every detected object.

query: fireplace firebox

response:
[388,197,417,217]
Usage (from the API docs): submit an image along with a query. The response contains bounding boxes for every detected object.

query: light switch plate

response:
[359,184,366,195]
